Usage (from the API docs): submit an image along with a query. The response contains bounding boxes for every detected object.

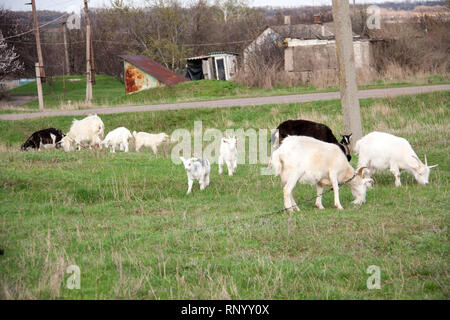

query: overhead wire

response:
[3,12,69,40]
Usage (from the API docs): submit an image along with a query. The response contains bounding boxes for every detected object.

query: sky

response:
[0,0,423,12]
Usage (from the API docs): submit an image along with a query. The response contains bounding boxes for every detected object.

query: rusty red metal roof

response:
[119,55,188,87]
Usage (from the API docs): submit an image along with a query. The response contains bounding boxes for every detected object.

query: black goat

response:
[271,119,352,161]
[21,128,64,151]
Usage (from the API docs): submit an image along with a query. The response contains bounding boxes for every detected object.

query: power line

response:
[3,12,69,40]
[4,38,253,47]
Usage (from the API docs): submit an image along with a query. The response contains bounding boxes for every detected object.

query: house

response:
[185,52,238,81]
[243,23,339,68]
[284,37,374,83]
[243,20,374,82]
[118,55,187,94]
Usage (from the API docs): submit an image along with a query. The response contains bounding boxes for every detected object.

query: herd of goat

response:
[20,114,438,210]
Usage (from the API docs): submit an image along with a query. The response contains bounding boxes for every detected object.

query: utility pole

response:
[84,0,95,85]
[84,0,93,103]
[35,62,44,110]
[332,0,363,149]
[85,24,92,103]
[29,0,46,82]
[61,21,70,75]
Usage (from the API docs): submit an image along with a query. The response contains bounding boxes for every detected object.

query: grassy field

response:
[0,91,448,299]
[2,73,449,114]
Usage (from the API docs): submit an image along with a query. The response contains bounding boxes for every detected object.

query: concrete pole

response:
[84,0,95,85]
[35,62,44,111]
[86,24,92,103]
[332,0,363,149]
[31,0,45,82]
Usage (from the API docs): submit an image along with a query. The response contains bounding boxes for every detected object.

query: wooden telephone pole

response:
[30,0,45,82]
[332,0,363,148]
[61,21,70,75]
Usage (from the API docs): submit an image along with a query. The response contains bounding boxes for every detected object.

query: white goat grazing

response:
[101,127,133,153]
[218,136,238,176]
[60,114,104,152]
[133,131,169,154]
[180,157,210,194]
[354,131,438,187]
[270,136,373,211]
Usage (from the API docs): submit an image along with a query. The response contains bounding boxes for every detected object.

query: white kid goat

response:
[218,136,238,176]
[270,136,373,211]
[133,131,169,155]
[180,157,210,194]
[101,127,133,153]
[354,131,438,187]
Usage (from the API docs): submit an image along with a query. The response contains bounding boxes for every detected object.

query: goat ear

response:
[356,166,367,177]
[180,156,185,163]
[411,155,423,168]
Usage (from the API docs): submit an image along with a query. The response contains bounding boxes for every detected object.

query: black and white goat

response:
[271,119,352,161]
[21,128,64,151]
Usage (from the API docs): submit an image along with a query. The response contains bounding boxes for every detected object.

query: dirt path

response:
[1,84,449,121]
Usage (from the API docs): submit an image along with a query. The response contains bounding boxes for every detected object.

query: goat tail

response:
[270,149,283,176]
[132,131,137,138]
[270,129,279,148]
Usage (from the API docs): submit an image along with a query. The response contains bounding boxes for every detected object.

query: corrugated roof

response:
[119,55,187,87]
[187,55,209,61]
[208,51,239,56]
[187,52,238,61]
[271,24,335,40]
[270,23,359,40]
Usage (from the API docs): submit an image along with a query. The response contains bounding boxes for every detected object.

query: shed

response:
[243,23,360,70]
[186,52,238,81]
[119,55,187,94]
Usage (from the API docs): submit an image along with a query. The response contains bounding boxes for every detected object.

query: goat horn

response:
[428,164,438,169]
[424,154,428,166]
[411,155,422,167]
[357,166,367,176]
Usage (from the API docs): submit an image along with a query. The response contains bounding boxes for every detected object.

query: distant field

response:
[2,74,449,114]
[0,91,448,299]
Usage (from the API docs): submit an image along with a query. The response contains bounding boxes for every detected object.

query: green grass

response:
[0,91,448,299]
[3,73,449,114]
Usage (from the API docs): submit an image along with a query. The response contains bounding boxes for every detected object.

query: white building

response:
[186,52,238,81]
[243,22,374,81]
